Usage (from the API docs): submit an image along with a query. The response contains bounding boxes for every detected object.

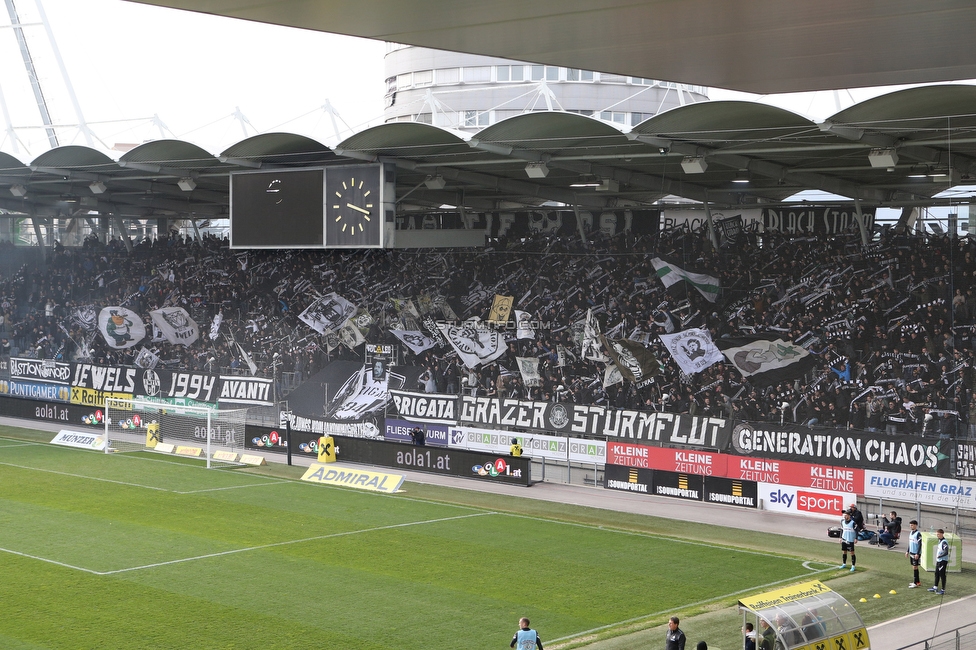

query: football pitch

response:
[0,431,867,649]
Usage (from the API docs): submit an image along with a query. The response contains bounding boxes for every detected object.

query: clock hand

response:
[346,203,371,215]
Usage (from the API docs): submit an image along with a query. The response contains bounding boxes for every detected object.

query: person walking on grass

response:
[511,617,543,650]
[927,529,949,595]
[839,511,857,572]
[906,520,922,588]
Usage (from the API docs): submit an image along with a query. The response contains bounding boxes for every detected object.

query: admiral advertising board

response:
[757,483,853,520]
[458,394,729,449]
[863,470,976,510]
[729,421,948,476]
[333,434,530,485]
[449,425,606,464]
[384,417,448,447]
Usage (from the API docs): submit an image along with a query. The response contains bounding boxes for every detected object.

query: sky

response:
[0,0,388,158]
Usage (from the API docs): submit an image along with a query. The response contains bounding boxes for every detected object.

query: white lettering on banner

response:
[674,450,713,476]
[459,396,726,448]
[733,425,940,470]
[72,364,136,393]
[220,379,271,404]
[758,483,853,520]
[447,425,605,462]
[166,373,216,402]
[391,392,456,422]
[11,358,71,382]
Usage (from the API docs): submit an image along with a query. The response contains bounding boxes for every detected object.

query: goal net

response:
[104,397,247,468]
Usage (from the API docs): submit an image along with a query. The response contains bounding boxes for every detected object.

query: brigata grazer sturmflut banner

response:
[729,421,948,476]
[458,394,730,449]
[387,389,458,425]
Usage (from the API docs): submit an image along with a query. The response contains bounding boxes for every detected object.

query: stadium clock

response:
[325,164,383,248]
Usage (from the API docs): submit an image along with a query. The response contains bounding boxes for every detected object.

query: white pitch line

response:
[96,511,495,575]
[0,545,103,575]
[0,441,37,449]
[0,458,292,495]
[0,460,171,492]
[177,480,293,494]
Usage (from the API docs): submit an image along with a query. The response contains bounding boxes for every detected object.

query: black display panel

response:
[230,169,324,248]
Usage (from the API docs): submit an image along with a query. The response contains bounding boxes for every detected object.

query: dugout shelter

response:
[738,580,870,650]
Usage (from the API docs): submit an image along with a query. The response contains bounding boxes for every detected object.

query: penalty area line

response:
[0,546,103,575]
[97,511,497,575]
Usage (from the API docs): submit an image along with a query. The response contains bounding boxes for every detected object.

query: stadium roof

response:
[126,0,976,95]
[1,85,975,221]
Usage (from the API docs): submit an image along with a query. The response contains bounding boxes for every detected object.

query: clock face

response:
[325,164,383,248]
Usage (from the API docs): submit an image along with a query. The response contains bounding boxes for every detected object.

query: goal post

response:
[104,397,247,468]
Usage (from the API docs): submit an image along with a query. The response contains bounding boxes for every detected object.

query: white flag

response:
[150,307,199,347]
[209,311,223,340]
[437,319,507,369]
[514,310,536,340]
[658,328,724,375]
[581,308,609,362]
[516,356,541,386]
[299,292,357,335]
[133,347,159,369]
[391,330,437,355]
[98,306,146,350]
[237,343,258,376]
[603,364,624,388]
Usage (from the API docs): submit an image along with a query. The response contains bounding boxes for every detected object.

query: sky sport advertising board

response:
[757,483,854,520]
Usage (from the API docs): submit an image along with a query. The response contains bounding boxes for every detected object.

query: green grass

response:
[0,424,972,650]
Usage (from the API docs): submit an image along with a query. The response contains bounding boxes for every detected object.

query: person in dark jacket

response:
[877,511,902,548]
[665,616,686,650]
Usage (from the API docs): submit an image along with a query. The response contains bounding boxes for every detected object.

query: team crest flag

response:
[436,319,507,369]
[714,333,817,387]
[516,356,541,386]
[98,306,146,349]
[601,335,660,383]
[603,364,624,387]
[581,308,609,362]
[299,292,357,335]
[150,307,199,347]
[659,328,723,375]
[391,330,438,355]
[488,294,514,324]
[650,257,721,303]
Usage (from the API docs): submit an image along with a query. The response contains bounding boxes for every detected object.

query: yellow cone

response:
[859,598,867,602]
[873,594,881,599]
[889,590,897,595]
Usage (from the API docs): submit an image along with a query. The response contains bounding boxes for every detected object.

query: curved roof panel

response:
[829,84,976,129]
[337,123,473,159]
[633,101,818,144]
[120,139,221,169]
[477,112,626,147]
[0,152,30,176]
[31,145,118,172]
[221,132,341,166]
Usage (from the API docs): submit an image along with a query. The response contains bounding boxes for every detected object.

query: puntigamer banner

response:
[458,395,729,449]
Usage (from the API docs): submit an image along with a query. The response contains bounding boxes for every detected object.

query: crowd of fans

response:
[1,220,974,438]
